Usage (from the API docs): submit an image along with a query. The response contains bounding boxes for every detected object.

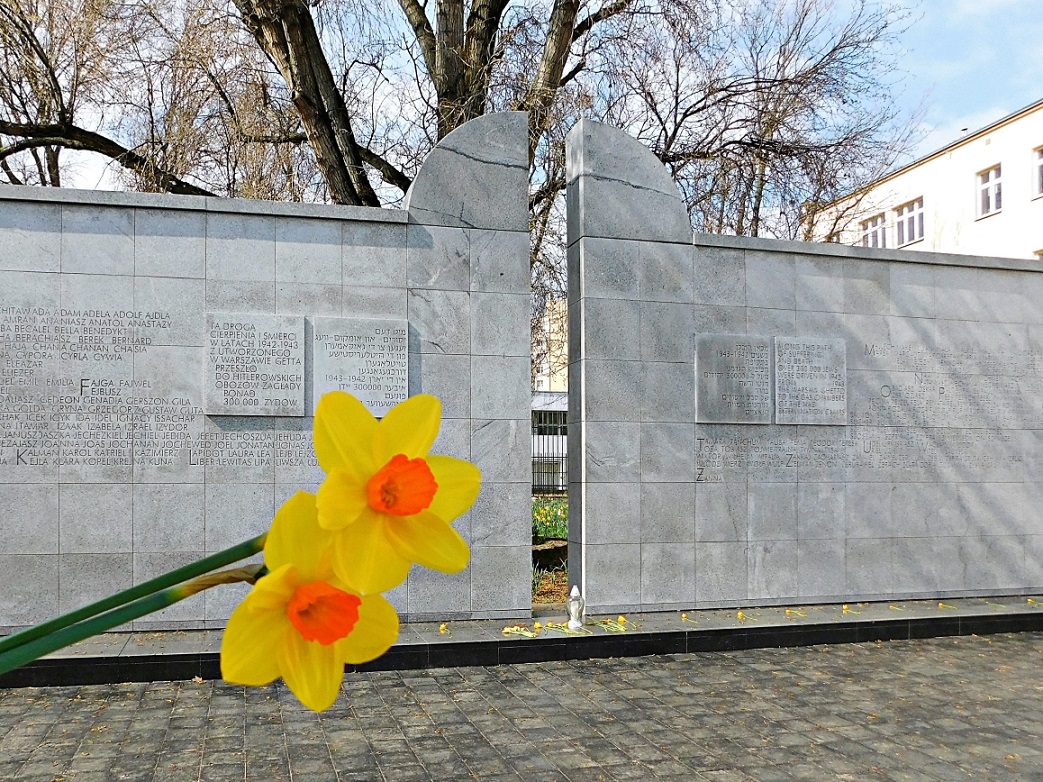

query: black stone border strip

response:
[3,611,1042,689]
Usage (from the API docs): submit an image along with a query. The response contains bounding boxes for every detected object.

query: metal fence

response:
[532,409,567,494]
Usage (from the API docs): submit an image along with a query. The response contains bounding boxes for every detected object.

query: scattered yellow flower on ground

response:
[502,624,539,638]
[617,615,626,624]
[313,392,481,593]
[221,491,399,712]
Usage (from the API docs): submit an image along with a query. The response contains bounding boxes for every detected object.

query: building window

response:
[894,198,924,246]
[978,165,1002,216]
[1036,148,1043,197]
[861,214,886,248]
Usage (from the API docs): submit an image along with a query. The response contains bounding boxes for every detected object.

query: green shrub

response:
[532,497,568,541]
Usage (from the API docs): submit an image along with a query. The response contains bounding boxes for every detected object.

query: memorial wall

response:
[567,119,1043,613]
[0,112,533,631]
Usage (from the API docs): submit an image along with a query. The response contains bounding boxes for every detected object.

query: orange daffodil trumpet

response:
[313,392,481,593]
[221,490,399,712]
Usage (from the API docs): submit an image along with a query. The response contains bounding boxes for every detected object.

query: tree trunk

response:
[520,0,580,153]
[234,0,379,206]
[435,0,467,138]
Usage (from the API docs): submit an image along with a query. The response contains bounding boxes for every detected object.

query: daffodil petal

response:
[386,511,470,574]
[277,634,344,712]
[426,455,481,523]
[338,594,399,665]
[265,491,330,577]
[373,394,440,462]
[314,391,378,476]
[243,563,298,613]
[316,471,369,531]
[221,598,291,686]
[331,515,412,594]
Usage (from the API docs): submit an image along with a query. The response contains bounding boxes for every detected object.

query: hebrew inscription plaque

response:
[311,316,408,416]
[774,337,847,425]
[205,314,305,416]
[695,334,772,424]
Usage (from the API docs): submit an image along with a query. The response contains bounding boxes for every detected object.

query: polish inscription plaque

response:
[205,314,305,416]
[695,334,772,424]
[311,316,408,416]
[774,337,847,425]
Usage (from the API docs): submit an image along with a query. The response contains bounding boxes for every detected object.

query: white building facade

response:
[815,98,1043,260]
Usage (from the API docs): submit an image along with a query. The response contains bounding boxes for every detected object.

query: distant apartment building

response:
[532,297,568,392]
[531,298,568,493]
[811,98,1043,260]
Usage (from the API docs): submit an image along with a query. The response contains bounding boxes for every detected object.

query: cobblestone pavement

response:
[2,632,1042,782]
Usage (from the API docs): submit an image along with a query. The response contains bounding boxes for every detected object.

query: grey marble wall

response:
[0,112,532,631]
[567,119,1043,613]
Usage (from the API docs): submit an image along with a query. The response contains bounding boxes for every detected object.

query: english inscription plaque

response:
[205,314,305,416]
[311,316,408,416]
[695,334,772,424]
[775,337,847,425]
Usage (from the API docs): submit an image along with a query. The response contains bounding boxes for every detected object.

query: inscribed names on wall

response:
[0,305,191,474]
[0,306,415,475]
[205,314,305,416]
[311,316,408,417]
[774,337,847,425]
[695,334,772,424]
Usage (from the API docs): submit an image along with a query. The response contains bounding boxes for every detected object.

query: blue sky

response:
[896,0,1043,159]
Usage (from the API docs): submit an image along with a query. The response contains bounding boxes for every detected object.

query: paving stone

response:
[4,633,1043,779]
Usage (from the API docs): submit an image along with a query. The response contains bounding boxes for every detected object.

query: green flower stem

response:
[0,564,265,677]
[0,534,266,657]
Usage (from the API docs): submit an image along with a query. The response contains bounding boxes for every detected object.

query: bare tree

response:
[1,0,917,222]
[0,0,921,377]
[596,0,920,239]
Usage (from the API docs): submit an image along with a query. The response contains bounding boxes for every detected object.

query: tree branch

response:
[396,0,437,77]
[201,62,307,145]
[357,146,412,193]
[572,0,633,42]
[0,2,68,122]
[0,121,215,196]
[0,157,23,185]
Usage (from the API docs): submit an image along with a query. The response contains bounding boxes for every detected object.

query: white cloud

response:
[913,106,1013,158]
[61,150,121,190]
[943,0,1025,21]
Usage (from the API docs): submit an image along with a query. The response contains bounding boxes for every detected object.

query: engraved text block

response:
[695,334,772,423]
[311,316,408,416]
[205,314,305,416]
[775,337,847,425]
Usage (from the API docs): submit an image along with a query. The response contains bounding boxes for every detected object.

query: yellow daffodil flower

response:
[221,491,399,712]
[314,392,481,592]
